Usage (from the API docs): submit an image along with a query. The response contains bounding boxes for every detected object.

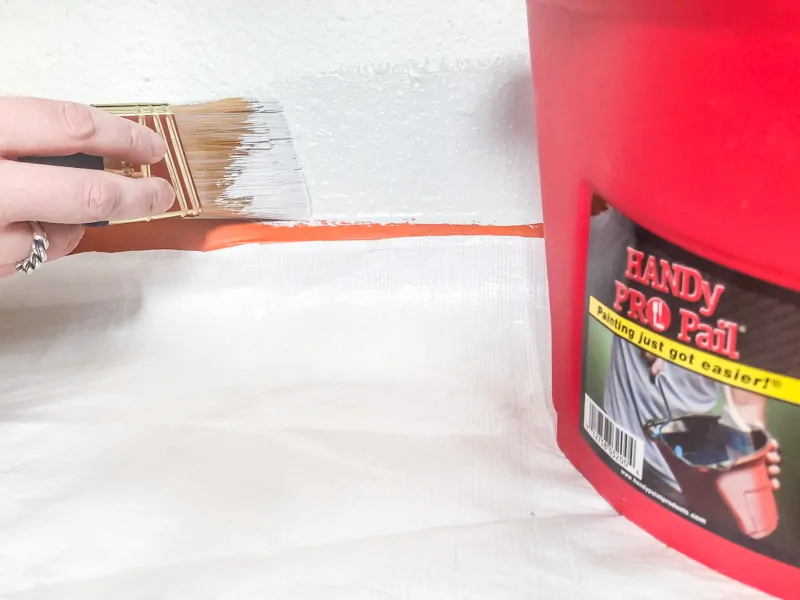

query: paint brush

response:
[16,98,311,224]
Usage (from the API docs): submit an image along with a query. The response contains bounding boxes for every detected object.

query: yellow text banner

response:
[589,296,800,406]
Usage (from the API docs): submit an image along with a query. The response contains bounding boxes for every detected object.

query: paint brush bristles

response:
[172,98,311,220]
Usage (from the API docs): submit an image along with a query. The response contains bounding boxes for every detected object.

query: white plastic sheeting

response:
[0,236,769,598]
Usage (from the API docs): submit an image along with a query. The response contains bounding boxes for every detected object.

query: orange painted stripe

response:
[75,219,544,254]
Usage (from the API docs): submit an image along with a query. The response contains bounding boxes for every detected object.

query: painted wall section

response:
[0,0,540,225]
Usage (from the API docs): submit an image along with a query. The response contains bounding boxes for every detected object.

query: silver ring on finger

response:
[15,221,49,274]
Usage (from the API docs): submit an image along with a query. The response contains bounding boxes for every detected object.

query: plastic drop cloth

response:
[0,235,771,599]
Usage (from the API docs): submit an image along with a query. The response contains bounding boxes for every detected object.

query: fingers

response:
[0,222,84,278]
[650,358,665,376]
[0,97,175,277]
[0,159,175,225]
[0,96,166,164]
[766,440,781,489]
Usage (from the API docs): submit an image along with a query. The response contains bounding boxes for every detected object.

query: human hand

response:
[0,96,175,276]
[766,437,781,491]
[643,351,665,377]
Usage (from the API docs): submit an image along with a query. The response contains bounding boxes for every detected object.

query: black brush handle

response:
[16,153,108,226]
[17,153,105,170]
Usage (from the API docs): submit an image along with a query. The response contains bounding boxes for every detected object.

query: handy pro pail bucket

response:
[527,1,800,596]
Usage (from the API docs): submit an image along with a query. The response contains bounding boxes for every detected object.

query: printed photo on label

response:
[580,195,800,568]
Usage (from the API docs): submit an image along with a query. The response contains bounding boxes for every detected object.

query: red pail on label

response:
[526,1,800,596]
[644,415,778,539]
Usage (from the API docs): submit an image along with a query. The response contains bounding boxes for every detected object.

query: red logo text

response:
[612,248,741,359]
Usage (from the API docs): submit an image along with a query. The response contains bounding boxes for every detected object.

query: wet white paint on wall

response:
[274,58,538,224]
[0,0,540,225]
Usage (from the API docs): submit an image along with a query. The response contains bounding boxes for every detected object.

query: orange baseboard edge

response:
[75,219,545,254]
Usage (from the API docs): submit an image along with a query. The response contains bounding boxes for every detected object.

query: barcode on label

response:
[583,394,644,479]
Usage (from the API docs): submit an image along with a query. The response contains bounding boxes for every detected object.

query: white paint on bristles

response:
[221,100,311,220]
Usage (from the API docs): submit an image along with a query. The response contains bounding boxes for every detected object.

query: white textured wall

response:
[0,0,540,225]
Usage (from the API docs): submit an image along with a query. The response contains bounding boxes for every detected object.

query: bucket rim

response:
[643,416,771,472]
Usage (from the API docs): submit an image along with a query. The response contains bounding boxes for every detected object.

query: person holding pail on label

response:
[606,341,780,515]
[585,201,788,542]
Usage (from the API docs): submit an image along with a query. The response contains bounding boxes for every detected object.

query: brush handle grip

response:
[16,153,105,170]
[16,154,109,226]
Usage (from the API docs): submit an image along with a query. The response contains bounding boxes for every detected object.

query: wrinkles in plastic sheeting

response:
[0,237,770,599]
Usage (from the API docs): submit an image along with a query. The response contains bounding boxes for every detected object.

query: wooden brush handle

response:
[16,154,111,226]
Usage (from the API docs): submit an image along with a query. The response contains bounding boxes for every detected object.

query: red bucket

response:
[527,1,800,596]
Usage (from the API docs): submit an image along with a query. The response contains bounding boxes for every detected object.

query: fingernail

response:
[153,178,176,213]
[149,132,167,161]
